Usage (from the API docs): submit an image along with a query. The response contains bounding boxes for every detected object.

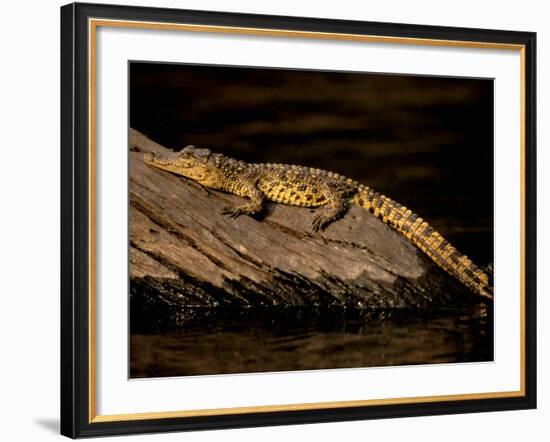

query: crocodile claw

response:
[311,215,328,232]
[221,206,245,219]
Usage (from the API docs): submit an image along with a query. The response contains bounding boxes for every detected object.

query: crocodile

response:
[144,146,494,301]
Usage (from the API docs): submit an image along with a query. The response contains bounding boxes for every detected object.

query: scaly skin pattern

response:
[144,146,494,301]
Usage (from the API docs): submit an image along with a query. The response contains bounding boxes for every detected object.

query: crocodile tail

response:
[353,185,494,301]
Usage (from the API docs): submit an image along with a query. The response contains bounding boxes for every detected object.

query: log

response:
[129,129,477,326]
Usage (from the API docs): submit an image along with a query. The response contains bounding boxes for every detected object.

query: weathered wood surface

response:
[129,128,475,317]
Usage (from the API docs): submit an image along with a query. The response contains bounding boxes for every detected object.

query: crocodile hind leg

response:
[311,188,349,232]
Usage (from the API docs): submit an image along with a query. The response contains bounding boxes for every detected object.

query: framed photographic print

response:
[60,2,537,438]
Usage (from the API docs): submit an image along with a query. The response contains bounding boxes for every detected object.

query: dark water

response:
[129,63,494,378]
[130,305,493,378]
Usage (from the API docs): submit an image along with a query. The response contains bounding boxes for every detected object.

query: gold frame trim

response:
[88,18,527,424]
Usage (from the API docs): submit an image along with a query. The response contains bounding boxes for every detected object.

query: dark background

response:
[129,62,494,265]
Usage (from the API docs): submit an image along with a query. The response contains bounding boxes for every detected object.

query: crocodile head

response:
[144,146,212,181]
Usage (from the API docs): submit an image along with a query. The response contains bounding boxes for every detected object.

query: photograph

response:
[128,62,495,378]
[57,2,537,438]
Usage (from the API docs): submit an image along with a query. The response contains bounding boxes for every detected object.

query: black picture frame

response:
[61,2,537,438]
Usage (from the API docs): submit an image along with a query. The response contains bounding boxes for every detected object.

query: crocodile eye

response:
[192,148,211,163]
[179,145,195,156]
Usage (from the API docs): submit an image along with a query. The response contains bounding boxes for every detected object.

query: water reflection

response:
[130,305,493,378]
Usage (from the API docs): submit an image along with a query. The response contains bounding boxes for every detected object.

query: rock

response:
[129,129,477,325]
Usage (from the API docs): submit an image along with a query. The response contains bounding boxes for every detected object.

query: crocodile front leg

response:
[221,171,265,219]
